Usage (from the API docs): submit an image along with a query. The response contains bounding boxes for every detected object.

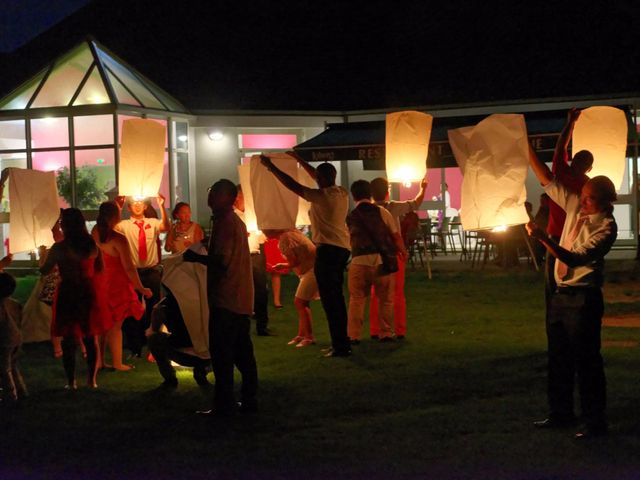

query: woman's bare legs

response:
[105,320,132,370]
[294,296,314,346]
[83,336,98,388]
[52,336,63,358]
[271,273,282,307]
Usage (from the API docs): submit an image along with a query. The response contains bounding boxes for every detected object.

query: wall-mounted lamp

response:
[177,134,188,142]
[208,130,224,141]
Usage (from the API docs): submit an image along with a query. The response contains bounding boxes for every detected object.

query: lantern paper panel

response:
[8,168,59,253]
[237,164,258,233]
[385,111,432,184]
[250,153,299,230]
[448,114,530,231]
[161,253,210,359]
[296,166,315,226]
[572,106,628,190]
[118,119,166,198]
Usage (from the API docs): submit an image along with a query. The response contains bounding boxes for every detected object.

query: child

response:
[0,256,28,405]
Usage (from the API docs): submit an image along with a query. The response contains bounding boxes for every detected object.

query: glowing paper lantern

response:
[250,153,299,230]
[573,106,628,190]
[385,111,432,185]
[448,114,530,231]
[237,164,258,232]
[8,168,59,253]
[118,119,166,198]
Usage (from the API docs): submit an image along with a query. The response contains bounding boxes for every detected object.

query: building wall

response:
[191,114,342,226]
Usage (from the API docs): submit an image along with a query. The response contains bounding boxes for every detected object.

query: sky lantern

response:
[385,111,432,186]
[250,153,299,230]
[237,163,259,232]
[448,114,530,231]
[6,168,59,253]
[118,118,166,198]
[572,106,628,190]
[296,166,315,226]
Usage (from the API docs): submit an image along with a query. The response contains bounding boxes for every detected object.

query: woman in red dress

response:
[92,201,152,370]
[40,208,110,389]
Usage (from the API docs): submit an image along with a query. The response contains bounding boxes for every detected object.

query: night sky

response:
[1,0,640,111]
[0,0,91,52]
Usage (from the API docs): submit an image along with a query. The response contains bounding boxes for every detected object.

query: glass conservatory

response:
[0,39,192,258]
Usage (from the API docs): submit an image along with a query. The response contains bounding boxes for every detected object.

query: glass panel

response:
[73,65,110,106]
[0,120,26,150]
[96,47,164,109]
[74,115,114,146]
[0,70,45,110]
[174,121,188,150]
[0,152,27,213]
[160,151,170,203]
[32,150,71,208]
[613,204,633,240]
[239,134,297,149]
[74,149,116,209]
[173,152,189,203]
[31,45,94,108]
[106,70,141,106]
[31,117,69,149]
[617,157,633,195]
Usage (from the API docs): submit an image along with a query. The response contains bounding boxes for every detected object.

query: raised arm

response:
[529,143,553,187]
[260,154,306,197]
[286,150,317,180]
[40,243,60,275]
[413,175,428,206]
[553,108,580,174]
[156,194,170,232]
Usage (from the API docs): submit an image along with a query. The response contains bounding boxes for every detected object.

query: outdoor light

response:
[385,111,431,185]
[177,134,188,142]
[208,130,223,141]
[448,114,530,231]
[573,106,628,190]
[118,118,166,198]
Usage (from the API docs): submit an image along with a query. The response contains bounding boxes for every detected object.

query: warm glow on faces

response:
[234,191,245,212]
[175,205,191,223]
[128,199,146,217]
[579,183,600,215]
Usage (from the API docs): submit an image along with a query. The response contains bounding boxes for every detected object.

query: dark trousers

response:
[314,244,351,353]
[209,307,258,412]
[251,250,269,332]
[546,287,607,428]
[123,266,162,356]
[148,332,209,382]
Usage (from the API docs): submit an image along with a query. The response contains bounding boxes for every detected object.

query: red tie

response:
[135,220,148,263]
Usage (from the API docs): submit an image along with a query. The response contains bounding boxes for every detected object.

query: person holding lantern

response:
[368,175,426,340]
[260,152,352,358]
[527,141,617,439]
[115,195,170,358]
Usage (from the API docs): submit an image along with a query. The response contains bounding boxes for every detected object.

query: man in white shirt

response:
[527,148,617,439]
[116,194,170,357]
[260,153,351,357]
[369,176,426,339]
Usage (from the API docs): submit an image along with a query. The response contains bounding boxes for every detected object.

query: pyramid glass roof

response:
[0,40,187,113]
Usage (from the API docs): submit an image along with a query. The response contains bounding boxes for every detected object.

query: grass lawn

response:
[2,264,639,479]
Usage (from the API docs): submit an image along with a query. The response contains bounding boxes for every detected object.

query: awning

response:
[293,108,635,170]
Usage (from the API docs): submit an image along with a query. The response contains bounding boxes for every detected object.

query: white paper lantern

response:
[250,153,299,230]
[448,114,530,231]
[385,111,432,185]
[573,106,628,190]
[118,119,166,198]
[8,168,59,253]
[295,166,316,226]
[237,164,258,232]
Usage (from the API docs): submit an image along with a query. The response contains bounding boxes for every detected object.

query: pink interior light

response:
[240,134,297,149]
